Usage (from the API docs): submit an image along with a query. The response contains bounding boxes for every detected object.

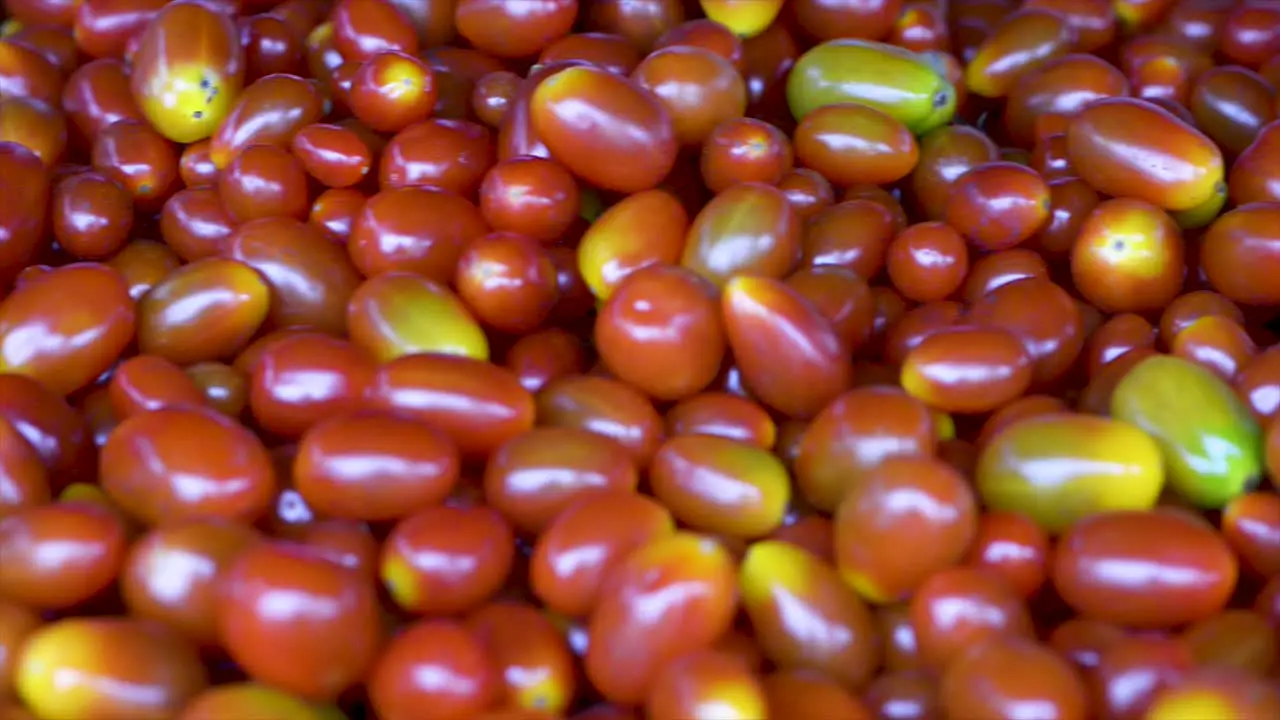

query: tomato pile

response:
[5,0,1280,717]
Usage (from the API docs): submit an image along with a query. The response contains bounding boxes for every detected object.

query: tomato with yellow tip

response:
[834,456,978,604]
[645,650,768,720]
[683,182,800,287]
[1171,182,1227,229]
[530,65,677,194]
[381,505,515,615]
[129,0,245,144]
[209,74,325,169]
[900,326,1034,415]
[178,682,339,720]
[1143,669,1280,720]
[467,601,577,716]
[1070,198,1185,314]
[699,0,784,39]
[649,434,790,538]
[349,50,436,133]
[347,272,490,363]
[739,540,879,690]
[1114,0,1175,33]
[1066,98,1224,212]
[576,189,688,301]
[15,617,208,720]
[0,600,40,699]
[530,491,676,618]
[585,532,738,705]
[721,275,852,419]
[964,10,1076,99]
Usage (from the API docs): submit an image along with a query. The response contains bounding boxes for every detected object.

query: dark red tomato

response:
[530,65,677,193]
[349,51,436,133]
[120,520,261,647]
[100,406,276,526]
[0,501,127,610]
[368,619,500,720]
[530,490,674,617]
[50,171,133,260]
[0,263,134,397]
[290,123,372,188]
[1052,510,1238,628]
[330,0,419,62]
[209,73,324,169]
[217,540,381,701]
[381,504,515,615]
[294,412,460,522]
[455,0,577,59]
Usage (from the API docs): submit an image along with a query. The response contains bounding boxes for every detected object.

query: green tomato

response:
[1110,354,1264,508]
[786,39,956,135]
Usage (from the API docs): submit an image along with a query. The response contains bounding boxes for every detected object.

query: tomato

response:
[129,1,244,143]
[0,5,1278,718]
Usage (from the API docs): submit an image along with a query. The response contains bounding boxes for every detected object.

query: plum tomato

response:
[129,0,245,143]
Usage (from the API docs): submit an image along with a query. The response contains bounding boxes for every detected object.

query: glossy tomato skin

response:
[965,10,1075,99]
[15,617,208,720]
[530,65,678,193]
[368,619,500,720]
[740,540,879,690]
[209,73,323,168]
[944,161,1050,251]
[585,532,737,705]
[1052,510,1238,628]
[900,326,1034,414]
[370,354,535,459]
[137,257,271,365]
[530,490,675,617]
[650,434,790,538]
[976,413,1165,533]
[130,0,245,143]
[484,426,638,535]
[100,406,276,526]
[381,505,515,615]
[217,540,381,702]
[722,275,852,419]
[644,650,767,720]
[939,634,1089,720]
[632,45,747,148]
[0,142,49,278]
[121,520,261,648]
[536,374,663,465]
[467,601,577,716]
[908,566,1035,671]
[348,272,490,362]
[294,412,460,522]
[834,455,977,604]
[0,501,127,610]
[1066,97,1225,212]
[595,266,725,401]
[0,263,134,397]
[1201,202,1280,306]
[1070,198,1186,314]
[795,386,937,512]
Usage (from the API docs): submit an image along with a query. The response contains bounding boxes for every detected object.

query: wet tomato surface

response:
[0,2,1278,719]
